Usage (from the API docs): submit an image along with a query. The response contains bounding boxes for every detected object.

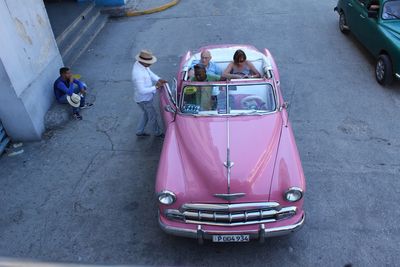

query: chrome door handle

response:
[348,3,353,7]
[360,14,365,18]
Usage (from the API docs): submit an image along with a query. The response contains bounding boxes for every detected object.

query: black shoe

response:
[73,113,83,120]
[81,103,94,109]
[136,132,150,137]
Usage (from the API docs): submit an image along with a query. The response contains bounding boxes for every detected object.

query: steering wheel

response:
[240,95,266,110]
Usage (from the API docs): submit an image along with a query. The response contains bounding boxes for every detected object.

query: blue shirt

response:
[190,60,222,76]
[53,77,85,102]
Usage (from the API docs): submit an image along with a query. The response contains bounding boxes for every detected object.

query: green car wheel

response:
[339,12,349,34]
[375,54,393,86]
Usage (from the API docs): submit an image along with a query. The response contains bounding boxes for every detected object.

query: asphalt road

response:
[1,0,400,266]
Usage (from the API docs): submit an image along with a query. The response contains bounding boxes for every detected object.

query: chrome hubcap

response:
[340,14,345,30]
[376,60,385,81]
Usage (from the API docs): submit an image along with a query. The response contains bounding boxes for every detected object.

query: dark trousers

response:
[57,87,86,114]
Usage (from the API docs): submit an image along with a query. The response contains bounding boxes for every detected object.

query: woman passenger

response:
[223,49,261,79]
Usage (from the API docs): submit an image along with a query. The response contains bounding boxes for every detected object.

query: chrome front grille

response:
[165,202,297,226]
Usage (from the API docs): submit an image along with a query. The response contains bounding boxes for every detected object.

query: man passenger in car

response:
[190,64,221,110]
[368,0,380,11]
[223,49,261,79]
[191,64,221,82]
[188,50,221,78]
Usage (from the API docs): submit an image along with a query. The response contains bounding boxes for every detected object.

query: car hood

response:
[174,114,283,203]
[382,21,400,39]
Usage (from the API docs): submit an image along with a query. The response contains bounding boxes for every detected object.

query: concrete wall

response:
[0,0,63,141]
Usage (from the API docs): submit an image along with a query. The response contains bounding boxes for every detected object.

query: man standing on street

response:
[132,50,167,137]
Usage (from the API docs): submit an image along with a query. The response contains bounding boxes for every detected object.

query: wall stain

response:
[14,18,32,45]
[37,14,44,25]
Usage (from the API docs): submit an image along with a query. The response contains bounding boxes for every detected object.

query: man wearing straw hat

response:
[132,49,167,137]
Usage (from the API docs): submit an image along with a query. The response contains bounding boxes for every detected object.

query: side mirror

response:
[164,105,176,113]
[368,10,378,18]
[279,102,289,111]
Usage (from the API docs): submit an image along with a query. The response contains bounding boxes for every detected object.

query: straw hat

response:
[67,93,81,108]
[136,50,157,64]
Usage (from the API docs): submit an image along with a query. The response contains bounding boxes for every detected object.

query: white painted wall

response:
[0,0,63,141]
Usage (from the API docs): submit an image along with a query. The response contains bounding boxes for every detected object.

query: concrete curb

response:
[101,0,180,18]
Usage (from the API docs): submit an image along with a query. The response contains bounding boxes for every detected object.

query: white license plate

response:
[212,234,250,243]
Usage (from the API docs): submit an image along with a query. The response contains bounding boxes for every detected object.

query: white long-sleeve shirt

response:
[132,61,160,102]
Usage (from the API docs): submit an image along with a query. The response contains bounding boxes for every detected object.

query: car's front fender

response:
[269,121,306,208]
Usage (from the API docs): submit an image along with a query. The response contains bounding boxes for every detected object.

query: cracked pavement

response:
[1,0,400,266]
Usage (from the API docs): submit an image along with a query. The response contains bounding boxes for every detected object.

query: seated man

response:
[188,50,221,78]
[191,64,221,82]
[53,67,92,120]
[190,64,221,110]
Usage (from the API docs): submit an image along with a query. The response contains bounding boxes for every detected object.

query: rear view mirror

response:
[368,10,378,18]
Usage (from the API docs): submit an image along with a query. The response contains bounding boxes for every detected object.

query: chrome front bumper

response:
[159,213,305,244]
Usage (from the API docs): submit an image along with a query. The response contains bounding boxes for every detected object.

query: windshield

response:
[382,1,400,20]
[180,83,276,115]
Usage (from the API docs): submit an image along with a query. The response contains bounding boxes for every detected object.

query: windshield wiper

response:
[385,12,400,19]
[232,110,259,116]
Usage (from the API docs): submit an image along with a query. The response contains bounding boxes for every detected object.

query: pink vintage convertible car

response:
[156,45,305,243]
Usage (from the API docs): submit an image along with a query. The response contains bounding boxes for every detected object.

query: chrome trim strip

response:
[158,213,306,241]
[214,193,246,201]
[224,118,234,194]
[181,202,281,212]
[177,109,278,117]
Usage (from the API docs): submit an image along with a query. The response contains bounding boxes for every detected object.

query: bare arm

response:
[247,62,261,78]
[223,62,242,79]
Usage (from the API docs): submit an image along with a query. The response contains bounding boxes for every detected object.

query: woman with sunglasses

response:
[223,49,261,79]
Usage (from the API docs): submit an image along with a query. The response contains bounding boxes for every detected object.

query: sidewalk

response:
[102,0,179,17]
[125,0,176,11]
[0,7,177,263]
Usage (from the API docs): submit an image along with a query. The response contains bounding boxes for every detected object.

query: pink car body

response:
[156,45,306,243]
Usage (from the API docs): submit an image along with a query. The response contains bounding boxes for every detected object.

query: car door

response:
[356,0,383,56]
[159,80,178,129]
[347,0,368,39]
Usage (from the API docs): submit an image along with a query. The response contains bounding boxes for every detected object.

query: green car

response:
[335,0,400,85]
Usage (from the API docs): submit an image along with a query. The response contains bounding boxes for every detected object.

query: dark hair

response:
[194,63,206,72]
[233,49,247,64]
[59,67,70,75]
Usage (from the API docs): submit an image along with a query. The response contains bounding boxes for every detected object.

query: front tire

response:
[339,12,349,34]
[376,54,393,86]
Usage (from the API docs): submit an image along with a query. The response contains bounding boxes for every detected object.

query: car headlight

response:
[284,187,303,202]
[157,190,176,205]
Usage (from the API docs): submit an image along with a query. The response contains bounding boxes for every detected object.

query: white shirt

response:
[132,61,160,102]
